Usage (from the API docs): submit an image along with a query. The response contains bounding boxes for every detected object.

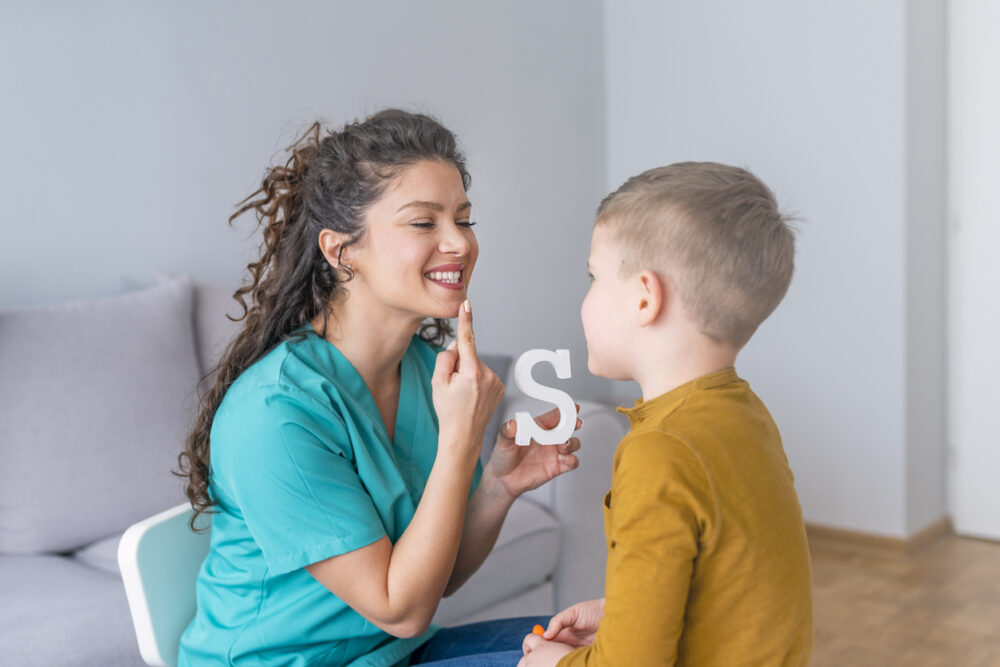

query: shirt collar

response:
[617,367,740,426]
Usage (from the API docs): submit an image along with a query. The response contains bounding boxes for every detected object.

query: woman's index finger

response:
[456,299,479,368]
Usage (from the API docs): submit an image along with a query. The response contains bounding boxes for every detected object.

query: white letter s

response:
[513,349,575,446]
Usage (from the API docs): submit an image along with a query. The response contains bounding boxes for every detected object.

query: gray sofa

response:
[0,276,627,666]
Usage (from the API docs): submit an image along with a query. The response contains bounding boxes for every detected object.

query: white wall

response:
[0,0,611,400]
[604,0,947,538]
[949,0,1000,540]
[905,0,947,537]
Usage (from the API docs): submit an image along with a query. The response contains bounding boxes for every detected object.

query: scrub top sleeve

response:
[471,459,483,496]
[219,386,387,576]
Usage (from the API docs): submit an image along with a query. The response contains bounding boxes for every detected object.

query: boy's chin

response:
[588,356,631,382]
[587,357,613,379]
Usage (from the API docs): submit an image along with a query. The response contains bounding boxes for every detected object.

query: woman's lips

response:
[424,264,465,290]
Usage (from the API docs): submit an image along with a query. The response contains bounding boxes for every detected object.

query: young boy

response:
[520,163,813,666]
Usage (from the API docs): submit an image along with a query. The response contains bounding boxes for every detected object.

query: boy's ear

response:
[317,229,354,269]
[636,270,665,327]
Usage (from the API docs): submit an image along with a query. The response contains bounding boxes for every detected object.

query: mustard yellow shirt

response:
[560,368,812,666]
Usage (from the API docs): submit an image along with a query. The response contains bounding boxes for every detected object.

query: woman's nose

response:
[438,223,472,255]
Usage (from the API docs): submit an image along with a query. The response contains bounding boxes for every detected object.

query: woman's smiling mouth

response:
[424,264,465,290]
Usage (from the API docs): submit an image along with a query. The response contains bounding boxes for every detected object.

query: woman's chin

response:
[430,297,467,320]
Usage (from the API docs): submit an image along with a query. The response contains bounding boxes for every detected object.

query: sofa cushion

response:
[459,581,555,626]
[433,497,559,626]
[73,533,123,575]
[0,276,200,554]
[0,554,143,666]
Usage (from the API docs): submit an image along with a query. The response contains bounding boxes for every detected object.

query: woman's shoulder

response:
[219,333,337,411]
[211,341,351,458]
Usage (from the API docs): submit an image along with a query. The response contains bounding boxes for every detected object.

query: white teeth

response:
[426,271,461,284]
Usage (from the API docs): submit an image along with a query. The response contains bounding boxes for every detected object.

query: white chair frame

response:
[118,503,210,667]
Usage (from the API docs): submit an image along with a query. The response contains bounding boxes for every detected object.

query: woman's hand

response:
[432,300,505,461]
[542,598,604,647]
[484,406,582,499]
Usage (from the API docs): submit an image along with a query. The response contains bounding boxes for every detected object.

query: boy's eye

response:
[410,222,435,229]
[457,220,477,228]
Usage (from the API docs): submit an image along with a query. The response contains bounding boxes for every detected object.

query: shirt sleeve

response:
[213,384,387,576]
[559,432,715,666]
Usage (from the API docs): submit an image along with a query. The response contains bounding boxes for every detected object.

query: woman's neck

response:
[312,297,423,393]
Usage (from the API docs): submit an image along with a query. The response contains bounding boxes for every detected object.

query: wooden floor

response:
[811,534,1000,666]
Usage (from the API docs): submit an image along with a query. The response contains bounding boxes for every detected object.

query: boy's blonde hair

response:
[596,162,795,349]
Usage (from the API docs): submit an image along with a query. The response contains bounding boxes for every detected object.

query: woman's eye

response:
[457,220,477,228]
[411,222,435,229]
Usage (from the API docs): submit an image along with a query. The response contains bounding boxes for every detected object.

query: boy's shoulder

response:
[614,427,709,487]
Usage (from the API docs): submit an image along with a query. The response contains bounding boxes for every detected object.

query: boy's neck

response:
[634,336,738,401]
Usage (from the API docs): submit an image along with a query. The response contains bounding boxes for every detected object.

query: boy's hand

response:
[484,406,582,498]
[519,633,574,666]
[544,598,604,647]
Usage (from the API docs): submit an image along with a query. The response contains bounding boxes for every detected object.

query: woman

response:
[177,109,580,666]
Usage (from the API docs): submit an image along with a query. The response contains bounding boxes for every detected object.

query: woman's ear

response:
[317,229,353,270]
[636,270,665,327]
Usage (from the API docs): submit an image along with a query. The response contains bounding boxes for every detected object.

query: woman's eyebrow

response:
[395,200,473,213]
[397,200,443,213]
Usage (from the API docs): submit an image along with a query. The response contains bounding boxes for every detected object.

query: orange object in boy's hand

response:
[532,624,545,636]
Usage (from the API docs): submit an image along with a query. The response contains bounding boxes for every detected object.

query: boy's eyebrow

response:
[396,200,472,213]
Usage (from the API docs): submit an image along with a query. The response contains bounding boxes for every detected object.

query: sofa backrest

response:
[192,283,243,387]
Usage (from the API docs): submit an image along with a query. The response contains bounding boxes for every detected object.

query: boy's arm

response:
[559,433,711,666]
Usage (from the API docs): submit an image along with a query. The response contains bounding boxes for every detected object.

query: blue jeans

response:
[407,616,549,667]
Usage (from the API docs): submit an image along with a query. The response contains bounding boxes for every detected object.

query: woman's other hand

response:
[484,404,582,499]
[432,300,505,461]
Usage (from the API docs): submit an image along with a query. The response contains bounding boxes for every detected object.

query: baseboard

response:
[805,516,952,557]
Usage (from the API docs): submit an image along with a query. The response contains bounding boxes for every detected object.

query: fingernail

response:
[463,299,471,313]
[447,340,457,351]
[576,417,584,428]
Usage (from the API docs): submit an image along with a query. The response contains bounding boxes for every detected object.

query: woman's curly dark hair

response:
[177,109,471,529]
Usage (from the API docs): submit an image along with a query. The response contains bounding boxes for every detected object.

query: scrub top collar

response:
[302,323,422,449]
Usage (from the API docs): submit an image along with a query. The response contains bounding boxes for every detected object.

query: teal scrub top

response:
[178,328,481,667]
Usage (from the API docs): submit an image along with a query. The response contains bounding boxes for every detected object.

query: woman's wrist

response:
[479,461,519,506]
[435,433,482,471]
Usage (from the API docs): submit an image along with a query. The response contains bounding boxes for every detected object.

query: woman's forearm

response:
[387,448,481,624]
[444,469,517,595]
[306,444,480,638]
